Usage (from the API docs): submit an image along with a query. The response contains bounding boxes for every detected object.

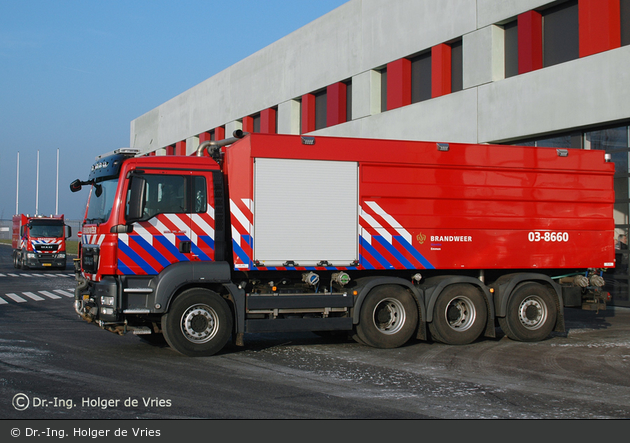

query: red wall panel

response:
[579,0,621,57]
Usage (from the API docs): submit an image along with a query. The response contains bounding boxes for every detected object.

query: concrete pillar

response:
[226,121,242,137]
[351,70,381,119]
[186,136,199,156]
[463,25,505,89]
[277,100,301,135]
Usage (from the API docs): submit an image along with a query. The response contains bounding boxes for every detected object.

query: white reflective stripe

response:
[360,207,392,244]
[231,226,241,247]
[53,289,74,298]
[22,292,45,301]
[5,293,27,303]
[191,214,214,238]
[131,222,155,245]
[230,199,252,235]
[364,201,412,243]
[39,291,61,299]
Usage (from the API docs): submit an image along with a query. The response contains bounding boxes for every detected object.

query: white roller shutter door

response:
[254,158,358,267]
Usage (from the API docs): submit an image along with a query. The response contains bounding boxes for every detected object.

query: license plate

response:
[43,263,51,267]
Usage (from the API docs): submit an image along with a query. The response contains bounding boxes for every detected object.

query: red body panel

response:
[224,134,614,271]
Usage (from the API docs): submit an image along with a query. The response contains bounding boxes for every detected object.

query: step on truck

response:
[12,214,71,270]
[69,132,615,356]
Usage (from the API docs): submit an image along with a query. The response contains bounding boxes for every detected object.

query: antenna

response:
[35,150,39,216]
[15,152,19,215]
[56,148,59,215]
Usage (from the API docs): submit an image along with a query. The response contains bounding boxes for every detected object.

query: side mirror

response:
[65,225,72,239]
[70,179,82,193]
[126,175,146,222]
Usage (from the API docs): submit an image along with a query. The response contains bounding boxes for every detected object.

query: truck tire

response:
[428,284,487,345]
[498,282,557,342]
[355,285,418,349]
[161,288,233,357]
[12,251,19,269]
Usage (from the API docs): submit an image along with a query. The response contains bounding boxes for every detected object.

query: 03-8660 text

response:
[528,231,569,242]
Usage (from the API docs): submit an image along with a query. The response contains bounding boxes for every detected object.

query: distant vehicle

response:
[12,214,71,270]
[69,132,614,356]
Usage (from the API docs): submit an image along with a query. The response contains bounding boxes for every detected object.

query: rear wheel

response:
[498,282,557,342]
[162,288,232,357]
[429,284,487,345]
[356,285,418,348]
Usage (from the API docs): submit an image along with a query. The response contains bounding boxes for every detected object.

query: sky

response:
[0,0,349,220]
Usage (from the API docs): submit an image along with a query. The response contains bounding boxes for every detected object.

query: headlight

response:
[57,253,66,259]
[101,307,114,315]
[27,253,36,258]
[101,296,115,306]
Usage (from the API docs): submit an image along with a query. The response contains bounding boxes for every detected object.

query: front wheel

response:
[162,288,233,357]
[355,285,418,348]
[428,284,487,345]
[498,282,557,342]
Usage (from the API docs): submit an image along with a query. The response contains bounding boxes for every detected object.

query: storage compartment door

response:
[254,158,358,267]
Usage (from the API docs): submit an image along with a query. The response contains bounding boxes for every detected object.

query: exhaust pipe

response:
[196,130,248,158]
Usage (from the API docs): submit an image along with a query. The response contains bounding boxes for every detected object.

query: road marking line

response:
[18,274,30,277]
[55,274,73,277]
[7,273,19,277]
[5,293,27,303]
[39,291,61,299]
[0,297,7,304]
[0,273,5,277]
[53,289,74,298]
[31,274,46,277]
[22,292,45,301]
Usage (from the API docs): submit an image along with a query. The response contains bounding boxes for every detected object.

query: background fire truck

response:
[12,214,71,270]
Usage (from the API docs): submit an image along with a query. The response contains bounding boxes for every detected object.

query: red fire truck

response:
[12,214,71,270]
[69,132,614,356]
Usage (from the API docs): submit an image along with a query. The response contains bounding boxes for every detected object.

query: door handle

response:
[179,240,191,253]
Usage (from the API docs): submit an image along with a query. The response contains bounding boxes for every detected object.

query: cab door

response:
[119,170,218,276]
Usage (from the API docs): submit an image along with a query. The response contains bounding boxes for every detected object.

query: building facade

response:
[130,0,630,306]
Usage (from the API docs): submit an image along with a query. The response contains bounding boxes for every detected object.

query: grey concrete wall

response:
[130,0,630,152]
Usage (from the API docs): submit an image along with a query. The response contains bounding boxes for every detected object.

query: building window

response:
[380,67,387,113]
[314,89,327,130]
[410,51,431,104]
[450,39,463,92]
[542,0,579,68]
[622,0,630,46]
[504,20,519,78]
[252,113,261,133]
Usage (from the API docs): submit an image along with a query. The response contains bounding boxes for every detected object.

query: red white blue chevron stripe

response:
[229,198,433,271]
[31,239,62,253]
[117,211,216,275]
[360,201,434,270]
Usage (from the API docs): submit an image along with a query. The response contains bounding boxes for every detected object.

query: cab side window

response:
[126,174,207,221]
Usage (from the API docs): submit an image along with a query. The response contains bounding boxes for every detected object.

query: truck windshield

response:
[86,179,119,224]
[29,222,64,238]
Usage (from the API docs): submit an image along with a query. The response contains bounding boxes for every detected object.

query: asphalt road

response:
[0,243,629,420]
